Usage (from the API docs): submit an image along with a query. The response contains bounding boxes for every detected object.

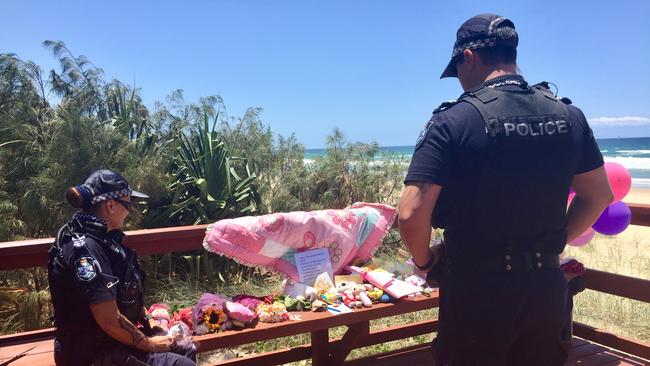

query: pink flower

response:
[327,210,357,230]
[323,240,343,263]
[303,231,316,248]
[261,214,284,232]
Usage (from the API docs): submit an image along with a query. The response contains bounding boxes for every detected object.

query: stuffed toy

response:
[231,294,272,313]
[148,303,171,329]
[225,301,257,328]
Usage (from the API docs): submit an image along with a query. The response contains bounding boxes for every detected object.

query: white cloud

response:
[588,116,650,126]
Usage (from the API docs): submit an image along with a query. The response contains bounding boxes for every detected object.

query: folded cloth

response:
[347,266,422,299]
[202,202,397,282]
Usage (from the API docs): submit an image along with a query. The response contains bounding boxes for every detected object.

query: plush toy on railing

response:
[568,162,633,247]
[560,257,587,345]
[148,303,171,331]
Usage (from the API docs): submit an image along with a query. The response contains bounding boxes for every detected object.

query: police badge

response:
[415,120,433,150]
[76,257,97,281]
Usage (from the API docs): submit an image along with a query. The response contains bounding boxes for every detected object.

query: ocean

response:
[305,137,650,188]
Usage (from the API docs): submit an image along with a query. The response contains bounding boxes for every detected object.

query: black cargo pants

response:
[431,268,568,366]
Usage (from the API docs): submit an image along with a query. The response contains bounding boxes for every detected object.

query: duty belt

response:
[446,251,560,276]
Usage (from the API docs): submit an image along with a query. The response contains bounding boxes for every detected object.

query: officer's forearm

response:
[566,196,611,242]
[90,300,153,352]
[567,166,613,242]
[399,182,441,267]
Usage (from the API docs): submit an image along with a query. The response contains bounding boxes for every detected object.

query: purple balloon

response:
[592,201,632,235]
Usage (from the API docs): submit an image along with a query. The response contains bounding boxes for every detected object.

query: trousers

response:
[431,268,568,366]
[54,338,197,366]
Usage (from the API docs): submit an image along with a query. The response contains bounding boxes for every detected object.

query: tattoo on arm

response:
[117,314,146,348]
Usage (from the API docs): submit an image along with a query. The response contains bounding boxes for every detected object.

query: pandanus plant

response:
[146,111,260,227]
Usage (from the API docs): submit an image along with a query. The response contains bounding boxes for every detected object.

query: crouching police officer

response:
[48,169,196,366]
[398,14,613,365]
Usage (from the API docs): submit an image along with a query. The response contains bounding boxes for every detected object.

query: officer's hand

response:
[413,266,429,279]
[151,324,169,335]
[148,335,173,353]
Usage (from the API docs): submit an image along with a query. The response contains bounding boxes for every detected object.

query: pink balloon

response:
[568,228,595,247]
[605,162,631,202]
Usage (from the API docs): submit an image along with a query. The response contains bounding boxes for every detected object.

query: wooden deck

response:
[2,335,648,365]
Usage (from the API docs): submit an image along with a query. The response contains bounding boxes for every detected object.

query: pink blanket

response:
[202,202,397,282]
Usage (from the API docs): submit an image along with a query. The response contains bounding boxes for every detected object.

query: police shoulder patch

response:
[432,99,459,114]
[415,120,433,150]
[75,256,97,282]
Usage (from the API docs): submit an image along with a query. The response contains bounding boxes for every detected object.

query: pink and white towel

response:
[202,202,397,282]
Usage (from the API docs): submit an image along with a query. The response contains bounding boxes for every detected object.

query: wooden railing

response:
[0,202,649,364]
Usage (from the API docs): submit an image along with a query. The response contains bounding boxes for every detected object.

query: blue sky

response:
[4,0,650,148]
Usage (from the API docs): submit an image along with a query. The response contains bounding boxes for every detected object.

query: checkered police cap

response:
[440,14,518,79]
[82,169,149,206]
[90,188,133,205]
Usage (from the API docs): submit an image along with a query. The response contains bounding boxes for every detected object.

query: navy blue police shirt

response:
[405,74,604,255]
[49,215,143,335]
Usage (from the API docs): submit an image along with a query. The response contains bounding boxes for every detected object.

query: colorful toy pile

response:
[145,267,434,337]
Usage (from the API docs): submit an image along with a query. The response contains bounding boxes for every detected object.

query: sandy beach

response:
[624,187,650,205]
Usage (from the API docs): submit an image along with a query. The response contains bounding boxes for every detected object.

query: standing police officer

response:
[48,169,196,366]
[398,14,613,365]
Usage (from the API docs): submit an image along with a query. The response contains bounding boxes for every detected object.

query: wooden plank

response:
[573,322,650,361]
[566,343,605,361]
[207,345,312,366]
[0,339,55,366]
[2,202,647,269]
[598,350,650,366]
[0,328,54,346]
[201,318,437,366]
[567,350,623,366]
[0,224,208,270]
[345,344,433,366]
[584,268,650,303]
[628,203,650,227]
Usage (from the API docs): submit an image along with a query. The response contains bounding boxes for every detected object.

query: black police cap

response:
[80,169,149,206]
[440,14,518,79]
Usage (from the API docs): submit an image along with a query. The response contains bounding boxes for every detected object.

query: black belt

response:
[447,251,560,275]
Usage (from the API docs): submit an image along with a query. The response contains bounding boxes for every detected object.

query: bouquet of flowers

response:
[193,293,231,335]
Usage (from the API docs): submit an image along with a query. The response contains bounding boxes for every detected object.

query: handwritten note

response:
[295,248,333,286]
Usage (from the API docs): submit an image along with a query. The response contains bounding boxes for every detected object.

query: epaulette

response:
[532,81,572,105]
[432,99,460,114]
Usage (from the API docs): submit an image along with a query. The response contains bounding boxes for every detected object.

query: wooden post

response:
[311,329,330,366]
[330,321,370,365]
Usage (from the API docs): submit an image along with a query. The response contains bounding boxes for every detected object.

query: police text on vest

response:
[503,120,568,137]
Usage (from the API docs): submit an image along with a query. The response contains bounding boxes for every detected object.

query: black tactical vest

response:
[49,215,144,331]
[436,81,574,255]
